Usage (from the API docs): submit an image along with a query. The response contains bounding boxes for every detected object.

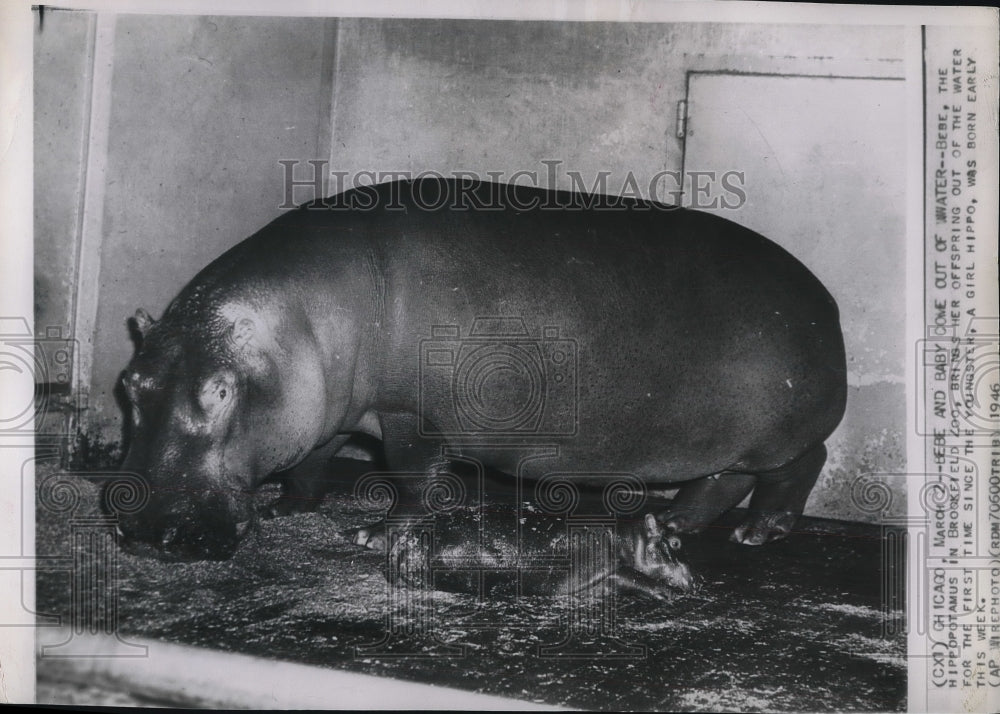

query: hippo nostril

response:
[235,520,250,539]
[161,526,178,549]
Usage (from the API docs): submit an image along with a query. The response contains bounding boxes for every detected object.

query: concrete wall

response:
[93,14,333,427]
[34,14,907,522]
[330,20,902,189]
[34,11,93,355]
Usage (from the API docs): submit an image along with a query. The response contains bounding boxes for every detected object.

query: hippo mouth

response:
[114,518,253,562]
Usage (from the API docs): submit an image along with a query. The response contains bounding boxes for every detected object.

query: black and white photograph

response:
[1,0,997,710]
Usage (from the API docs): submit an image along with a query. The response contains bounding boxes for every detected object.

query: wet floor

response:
[36,459,905,711]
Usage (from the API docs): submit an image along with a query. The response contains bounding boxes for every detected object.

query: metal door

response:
[681,72,907,520]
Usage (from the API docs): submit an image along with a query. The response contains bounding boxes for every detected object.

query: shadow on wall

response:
[816,381,907,523]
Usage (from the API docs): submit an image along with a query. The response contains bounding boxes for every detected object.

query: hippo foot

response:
[730,510,797,546]
[655,473,757,535]
[655,509,708,535]
[348,522,389,552]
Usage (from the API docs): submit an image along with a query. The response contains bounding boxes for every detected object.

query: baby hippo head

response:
[632,513,700,594]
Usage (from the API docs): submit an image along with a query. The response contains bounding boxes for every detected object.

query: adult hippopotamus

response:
[110,178,847,561]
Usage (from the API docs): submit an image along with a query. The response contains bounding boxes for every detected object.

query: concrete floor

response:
[36,460,905,711]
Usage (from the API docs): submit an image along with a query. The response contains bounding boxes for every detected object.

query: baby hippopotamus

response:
[352,506,699,601]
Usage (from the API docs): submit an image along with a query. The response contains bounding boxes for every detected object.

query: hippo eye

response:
[209,382,230,404]
[199,374,235,414]
[667,536,682,550]
[121,375,137,402]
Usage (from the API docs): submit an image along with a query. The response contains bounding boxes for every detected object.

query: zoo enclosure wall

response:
[33,11,908,522]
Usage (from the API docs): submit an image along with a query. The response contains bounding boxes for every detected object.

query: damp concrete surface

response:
[35,459,905,711]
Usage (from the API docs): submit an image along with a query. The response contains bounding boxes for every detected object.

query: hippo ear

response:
[644,513,662,539]
[128,309,156,348]
[132,308,155,335]
[229,317,256,349]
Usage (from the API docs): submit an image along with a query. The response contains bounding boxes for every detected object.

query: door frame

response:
[678,69,905,203]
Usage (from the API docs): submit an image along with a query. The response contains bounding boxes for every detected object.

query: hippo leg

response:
[263,434,351,518]
[267,467,333,517]
[351,522,390,552]
[656,472,757,534]
[731,443,827,545]
[349,413,457,547]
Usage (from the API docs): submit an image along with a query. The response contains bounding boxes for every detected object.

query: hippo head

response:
[633,513,700,594]
[108,300,329,561]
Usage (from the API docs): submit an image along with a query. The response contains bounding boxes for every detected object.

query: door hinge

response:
[675,100,688,139]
